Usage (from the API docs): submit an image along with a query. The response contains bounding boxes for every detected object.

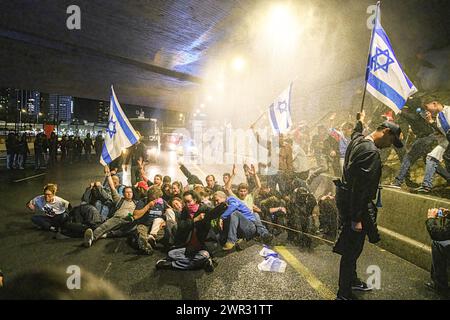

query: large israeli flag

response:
[268,83,293,135]
[100,86,139,166]
[365,2,417,114]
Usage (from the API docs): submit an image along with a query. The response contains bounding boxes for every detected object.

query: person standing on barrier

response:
[334,113,404,300]
[415,95,450,193]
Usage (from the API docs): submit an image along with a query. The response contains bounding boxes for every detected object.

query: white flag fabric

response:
[100,86,139,166]
[365,2,417,114]
[268,83,293,135]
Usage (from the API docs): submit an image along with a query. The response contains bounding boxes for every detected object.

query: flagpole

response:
[360,1,381,113]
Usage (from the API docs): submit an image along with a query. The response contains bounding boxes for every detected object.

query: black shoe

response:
[405,178,420,188]
[155,259,173,270]
[204,258,215,273]
[425,281,450,298]
[261,233,274,245]
[336,293,359,300]
[352,279,373,292]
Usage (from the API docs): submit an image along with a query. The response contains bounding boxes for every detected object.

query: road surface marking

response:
[13,173,47,183]
[275,246,335,300]
[102,262,112,279]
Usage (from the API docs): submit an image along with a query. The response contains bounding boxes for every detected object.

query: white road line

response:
[102,262,112,279]
[13,173,47,183]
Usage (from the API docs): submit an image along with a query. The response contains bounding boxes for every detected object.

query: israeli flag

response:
[365,2,417,114]
[100,86,139,166]
[268,83,293,135]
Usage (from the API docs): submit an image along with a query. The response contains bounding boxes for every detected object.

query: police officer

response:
[334,113,404,300]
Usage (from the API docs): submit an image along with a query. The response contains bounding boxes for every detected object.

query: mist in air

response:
[192,0,450,129]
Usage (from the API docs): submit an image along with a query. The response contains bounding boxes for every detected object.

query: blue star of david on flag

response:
[277,100,288,113]
[364,2,417,114]
[106,117,117,139]
[268,84,293,135]
[100,86,140,166]
[370,47,395,73]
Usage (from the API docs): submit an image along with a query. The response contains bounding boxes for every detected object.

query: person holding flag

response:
[334,1,414,300]
[100,86,140,168]
[83,86,142,248]
[251,83,294,193]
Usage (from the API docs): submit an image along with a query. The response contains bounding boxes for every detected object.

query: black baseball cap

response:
[380,121,403,148]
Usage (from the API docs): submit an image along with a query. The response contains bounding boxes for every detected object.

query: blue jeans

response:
[31,213,68,231]
[422,156,450,189]
[168,248,210,270]
[253,213,270,238]
[395,135,436,185]
[431,240,450,289]
[226,211,257,243]
[6,153,14,169]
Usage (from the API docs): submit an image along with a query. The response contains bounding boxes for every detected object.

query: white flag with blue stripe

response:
[268,83,293,135]
[100,86,139,166]
[365,2,417,114]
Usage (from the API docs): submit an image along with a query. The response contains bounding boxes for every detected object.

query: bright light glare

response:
[231,57,246,72]
[265,4,300,46]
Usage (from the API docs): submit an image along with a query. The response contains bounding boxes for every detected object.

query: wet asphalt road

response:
[0,152,444,300]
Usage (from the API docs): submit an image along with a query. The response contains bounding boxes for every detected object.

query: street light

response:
[19,108,26,131]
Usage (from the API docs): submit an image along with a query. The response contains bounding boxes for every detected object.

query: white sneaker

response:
[83,228,94,247]
[99,233,108,239]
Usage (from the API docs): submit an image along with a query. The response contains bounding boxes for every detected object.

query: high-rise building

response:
[48,94,73,122]
[97,100,109,123]
[13,89,41,115]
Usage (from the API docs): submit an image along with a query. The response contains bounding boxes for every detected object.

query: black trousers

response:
[431,240,450,290]
[337,224,366,297]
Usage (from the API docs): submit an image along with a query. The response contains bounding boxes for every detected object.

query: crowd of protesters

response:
[24,129,343,273]
[5,131,104,170]
[15,92,450,298]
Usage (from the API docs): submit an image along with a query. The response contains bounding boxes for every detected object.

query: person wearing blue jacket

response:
[213,191,270,251]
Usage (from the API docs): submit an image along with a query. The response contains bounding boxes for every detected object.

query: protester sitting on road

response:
[27,183,71,232]
[161,197,183,246]
[224,164,261,211]
[205,174,223,193]
[171,181,183,199]
[161,183,173,202]
[133,181,149,202]
[83,169,137,248]
[156,199,227,272]
[132,186,167,255]
[213,191,271,251]
[425,207,450,298]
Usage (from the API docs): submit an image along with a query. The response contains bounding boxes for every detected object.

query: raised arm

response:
[133,200,156,220]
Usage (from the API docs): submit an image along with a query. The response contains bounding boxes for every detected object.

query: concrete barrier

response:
[310,174,448,271]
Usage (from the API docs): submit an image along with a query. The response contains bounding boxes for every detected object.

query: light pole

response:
[36,112,43,130]
[19,109,26,132]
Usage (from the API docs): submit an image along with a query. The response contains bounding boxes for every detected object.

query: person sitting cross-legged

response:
[27,183,71,232]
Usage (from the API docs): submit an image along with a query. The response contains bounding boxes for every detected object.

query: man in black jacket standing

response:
[334,113,404,300]
[425,208,450,298]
